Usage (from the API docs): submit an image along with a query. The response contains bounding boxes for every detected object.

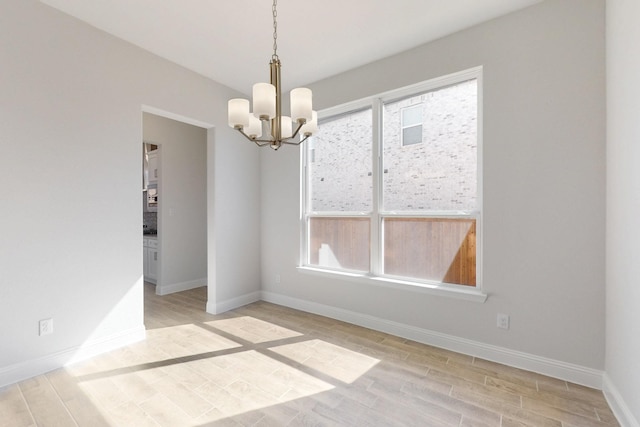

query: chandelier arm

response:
[252,138,278,145]
[235,128,272,147]
[290,120,305,139]
[281,134,310,146]
[253,140,273,147]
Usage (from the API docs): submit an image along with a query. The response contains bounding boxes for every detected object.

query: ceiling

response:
[40,0,543,95]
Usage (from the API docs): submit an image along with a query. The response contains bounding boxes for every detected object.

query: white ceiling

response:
[40,0,543,95]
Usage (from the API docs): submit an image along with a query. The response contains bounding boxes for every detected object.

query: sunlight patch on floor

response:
[67,323,242,378]
[66,317,382,425]
[205,316,303,344]
[75,348,333,425]
[271,339,380,384]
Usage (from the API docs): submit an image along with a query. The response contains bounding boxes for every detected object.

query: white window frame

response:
[299,67,485,303]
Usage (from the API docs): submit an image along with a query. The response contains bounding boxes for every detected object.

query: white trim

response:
[316,67,483,120]
[206,291,261,315]
[380,67,483,103]
[260,290,603,389]
[297,266,487,303]
[66,326,146,365]
[299,141,308,266]
[141,105,214,129]
[156,278,207,296]
[0,326,145,388]
[307,212,371,217]
[371,98,382,277]
[317,99,373,122]
[603,374,640,427]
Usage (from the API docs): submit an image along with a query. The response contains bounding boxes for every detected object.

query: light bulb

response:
[291,88,313,123]
[301,111,318,137]
[228,99,249,129]
[245,115,262,139]
[252,83,276,120]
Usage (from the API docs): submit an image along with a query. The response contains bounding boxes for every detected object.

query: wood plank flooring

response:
[0,284,619,426]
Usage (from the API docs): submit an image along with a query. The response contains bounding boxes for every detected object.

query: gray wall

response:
[261,0,606,371]
[0,0,260,385]
[143,113,207,295]
[606,0,640,424]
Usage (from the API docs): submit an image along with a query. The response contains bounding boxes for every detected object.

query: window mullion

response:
[371,98,382,276]
[300,143,309,266]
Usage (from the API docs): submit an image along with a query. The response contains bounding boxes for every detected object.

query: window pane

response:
[309,217,370,272]
[383,79,477,211]
[402,105,422,127]
[309,109,372,212]
[383,218,476,286]
[402,125,422,146]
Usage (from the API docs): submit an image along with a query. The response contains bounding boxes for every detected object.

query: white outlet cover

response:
[39,318,53,336]
[497,313,510,330]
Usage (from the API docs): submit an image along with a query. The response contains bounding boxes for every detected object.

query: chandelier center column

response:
[270,58,282,149]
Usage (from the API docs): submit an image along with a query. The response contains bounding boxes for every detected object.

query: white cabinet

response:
[148,150,158,184]
[148,240,158,281]
[143,237,158,284]
[145,150,159,212]
[143,244,149,275]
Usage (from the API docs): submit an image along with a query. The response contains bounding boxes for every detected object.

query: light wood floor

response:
[0,284,619,426]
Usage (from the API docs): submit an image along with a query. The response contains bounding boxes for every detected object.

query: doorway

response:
[143,143,159,286]
[142,112,208,297]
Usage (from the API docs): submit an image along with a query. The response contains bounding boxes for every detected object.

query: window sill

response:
[296,266,488,303]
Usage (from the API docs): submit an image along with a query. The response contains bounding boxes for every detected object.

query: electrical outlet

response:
[275,274,281,284]
[39,318,53,336]
[497,313,510,330]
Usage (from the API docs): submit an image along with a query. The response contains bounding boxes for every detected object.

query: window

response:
[401,105,423,146]
[302,67,481,289]
[305,108,372,272]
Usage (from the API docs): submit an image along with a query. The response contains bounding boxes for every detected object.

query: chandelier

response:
[227,0,318,150]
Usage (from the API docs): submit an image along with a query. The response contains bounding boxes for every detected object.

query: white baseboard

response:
[260,291,604,389]
[0,326,146,389]
[603,374,640,427]
[156,278,206,296]
[206,291,261,315]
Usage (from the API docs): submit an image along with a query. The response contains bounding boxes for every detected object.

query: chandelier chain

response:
[272,0,278,60]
